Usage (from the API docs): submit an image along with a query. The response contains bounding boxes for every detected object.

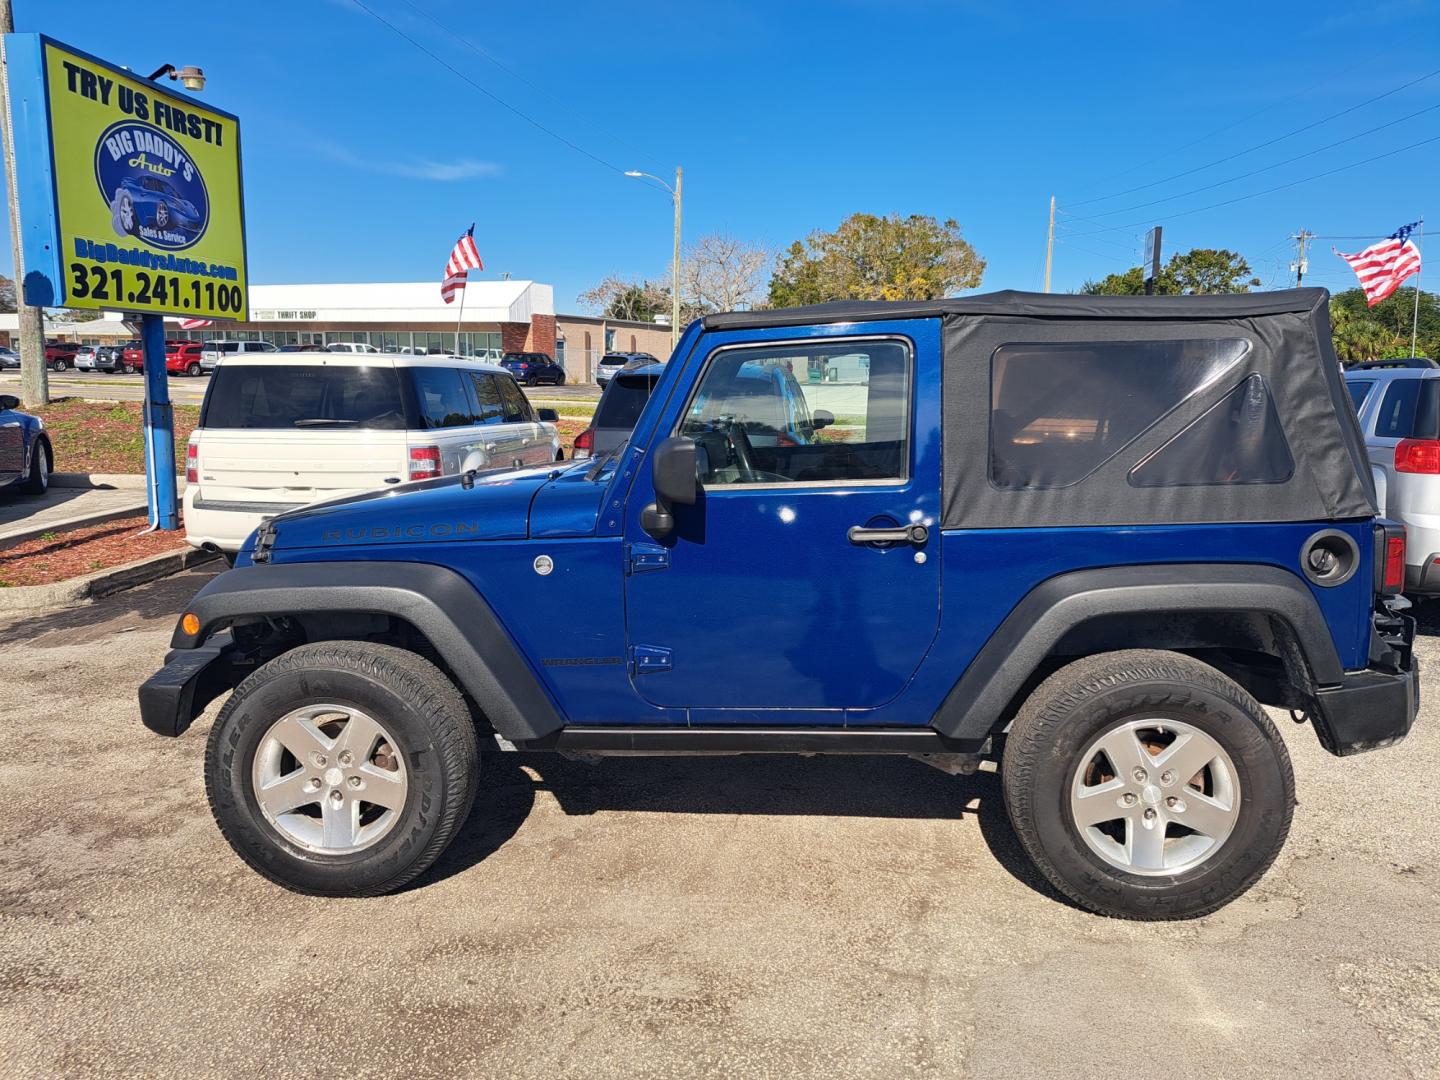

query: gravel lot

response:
[1,570,1436,1078]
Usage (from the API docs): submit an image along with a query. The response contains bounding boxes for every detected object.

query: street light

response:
[146,64,206,92]
[625,167,682,351]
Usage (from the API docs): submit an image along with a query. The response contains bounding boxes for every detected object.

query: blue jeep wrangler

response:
[141,288,1417,919]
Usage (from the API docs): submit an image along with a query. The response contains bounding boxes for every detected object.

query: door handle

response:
[848,523,929,546]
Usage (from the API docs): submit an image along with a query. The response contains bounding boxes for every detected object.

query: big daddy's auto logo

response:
[93,120,209,251]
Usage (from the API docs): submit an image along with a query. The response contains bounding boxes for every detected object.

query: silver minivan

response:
[1344,358,1440,593]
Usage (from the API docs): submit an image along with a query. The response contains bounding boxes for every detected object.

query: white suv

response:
[184,352,563,555]
[201,340,278,372]
[326,342,381,354]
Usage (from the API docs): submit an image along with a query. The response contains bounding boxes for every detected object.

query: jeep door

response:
[622,319,943,715]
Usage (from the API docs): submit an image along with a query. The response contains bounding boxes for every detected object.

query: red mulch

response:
[556,418,588,453]
[32,399,199,475]
[0,514,187,588]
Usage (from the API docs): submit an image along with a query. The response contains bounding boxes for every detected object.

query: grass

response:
[33,398,198,474]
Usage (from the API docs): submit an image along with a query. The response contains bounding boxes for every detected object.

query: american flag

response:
[179,318,213,330]
[1336,222,1423,307]
[441,224,484,304]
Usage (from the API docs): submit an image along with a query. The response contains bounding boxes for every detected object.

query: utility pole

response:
[0,0,49,407]
[1291,229,1314,287]
[670,166,682,352]
[1043,195,1055,293]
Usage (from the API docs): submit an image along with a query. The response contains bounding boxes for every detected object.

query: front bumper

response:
[138,631,238,736]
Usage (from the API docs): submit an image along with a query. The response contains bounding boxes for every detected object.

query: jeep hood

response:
[245,462,598,554]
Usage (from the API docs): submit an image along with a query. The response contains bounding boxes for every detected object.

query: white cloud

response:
[316,141,502,182]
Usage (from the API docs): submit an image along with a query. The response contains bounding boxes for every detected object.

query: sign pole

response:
[1411,218,1424,359]
[140,313,178,530]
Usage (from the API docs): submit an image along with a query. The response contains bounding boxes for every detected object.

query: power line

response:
[1065,132,1440,237]
[393,0,666,172]
[1066,65,1440,208]
[345,0,627,175]
[1069,48,1389,195]
[1062,101,1440,222]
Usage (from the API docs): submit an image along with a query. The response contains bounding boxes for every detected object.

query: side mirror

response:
[641,436,698,539]
[536,407,559,422]
[812,409,834,430]
[0,395,18,411]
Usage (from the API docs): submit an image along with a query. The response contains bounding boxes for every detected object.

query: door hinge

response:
[626,543,670,574]
[629,644,673,675]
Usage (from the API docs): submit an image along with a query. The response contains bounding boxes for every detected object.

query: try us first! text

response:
[60,60,224,147]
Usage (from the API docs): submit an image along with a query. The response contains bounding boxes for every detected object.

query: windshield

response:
[202,365,407,429]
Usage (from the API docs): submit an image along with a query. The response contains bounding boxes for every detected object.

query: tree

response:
[767,213,985,307]
[1329,285,1438,360]
[0,275,14,314]
[683,233,770,314]
[1081,248,1261,296]
[1329,302,1396,363]
[576,275,671,322]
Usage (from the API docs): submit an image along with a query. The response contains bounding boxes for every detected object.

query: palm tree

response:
[1330,302,1395,363]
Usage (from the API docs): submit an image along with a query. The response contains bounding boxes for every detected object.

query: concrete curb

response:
[0,498,149,549]
[51,472,148,490]
[0,546,218,612]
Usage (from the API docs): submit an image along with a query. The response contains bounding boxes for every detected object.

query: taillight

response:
[572,426,594,460]
[408,445,441,480]
[1395,438,1440,473]
[185,439,198,484]
[1374,521,1407,594]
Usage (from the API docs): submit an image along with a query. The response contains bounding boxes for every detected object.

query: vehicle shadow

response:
[1411,598,1440,638]
[417,752,1073,908]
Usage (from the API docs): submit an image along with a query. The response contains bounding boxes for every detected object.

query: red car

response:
[119,341,145,373]
[165,341,205,376]
[44,340,79,371]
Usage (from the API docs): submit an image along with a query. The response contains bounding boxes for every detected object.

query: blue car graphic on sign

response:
[112,175,201,241]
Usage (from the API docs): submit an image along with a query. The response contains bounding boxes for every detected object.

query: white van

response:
[184,352,563,555]
[201,340,278,372]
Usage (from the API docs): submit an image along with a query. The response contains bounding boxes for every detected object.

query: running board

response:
[513,725,985,757]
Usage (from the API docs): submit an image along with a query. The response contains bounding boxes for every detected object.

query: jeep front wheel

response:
[204,641,479,896]
[1001,649,1294,920]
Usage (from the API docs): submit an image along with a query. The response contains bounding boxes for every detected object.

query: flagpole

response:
[454,276,467,356]
[1411,217,1425,358]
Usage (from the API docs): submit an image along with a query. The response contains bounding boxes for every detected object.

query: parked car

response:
[0,392,52,494]
[166,341,206,376]
[180,352,563,555]
[0,347,18,370]
[73,345,102,372]
[44,340,79,371]
[142,288,1416,919]
[118,341,144,374]
[201,340,279,373]
[573,361,664,460]
[277,344,309,353]
[325,342,381,354]
[1344,357,1440,594]
[595,350,658,386]
[500,351,565,386]
[93,343,129,373]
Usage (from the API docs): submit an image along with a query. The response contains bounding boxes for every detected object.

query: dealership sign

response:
[5,35,248,320]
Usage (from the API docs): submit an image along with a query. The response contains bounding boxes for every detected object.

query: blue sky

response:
[10,0,1440,310]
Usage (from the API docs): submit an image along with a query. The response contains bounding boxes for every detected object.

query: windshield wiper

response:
[585,438,629,480]
[292,418,358,427]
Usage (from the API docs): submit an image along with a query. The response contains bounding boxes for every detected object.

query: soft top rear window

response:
[201,364,406,430]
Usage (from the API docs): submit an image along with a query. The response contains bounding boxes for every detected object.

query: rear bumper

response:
[1405,551,1440,594]
[183,489,302,553]
[1311,606,1419,756]
[138,631,238,736]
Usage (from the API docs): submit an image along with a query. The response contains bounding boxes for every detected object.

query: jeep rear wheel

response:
[1001,649,1294,920]
[204,641,479,896]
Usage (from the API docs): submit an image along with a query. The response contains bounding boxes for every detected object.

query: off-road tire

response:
[19,439,49,494]
[205,641,480,896]
[1001,649,1295,920]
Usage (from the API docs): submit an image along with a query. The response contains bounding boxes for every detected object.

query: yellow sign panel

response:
[43,40,247,320]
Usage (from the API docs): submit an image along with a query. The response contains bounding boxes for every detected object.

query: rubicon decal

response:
[95,121,209,250]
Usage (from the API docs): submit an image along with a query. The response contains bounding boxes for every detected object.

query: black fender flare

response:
[930,563,1345,742]
[172,561,563,741]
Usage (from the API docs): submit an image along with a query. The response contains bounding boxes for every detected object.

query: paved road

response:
[0,370,602,408]
[0,572,1436,1078]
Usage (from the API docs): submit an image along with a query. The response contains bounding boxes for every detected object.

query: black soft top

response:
[705,288,1376,528]
[703,288,1329,330]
